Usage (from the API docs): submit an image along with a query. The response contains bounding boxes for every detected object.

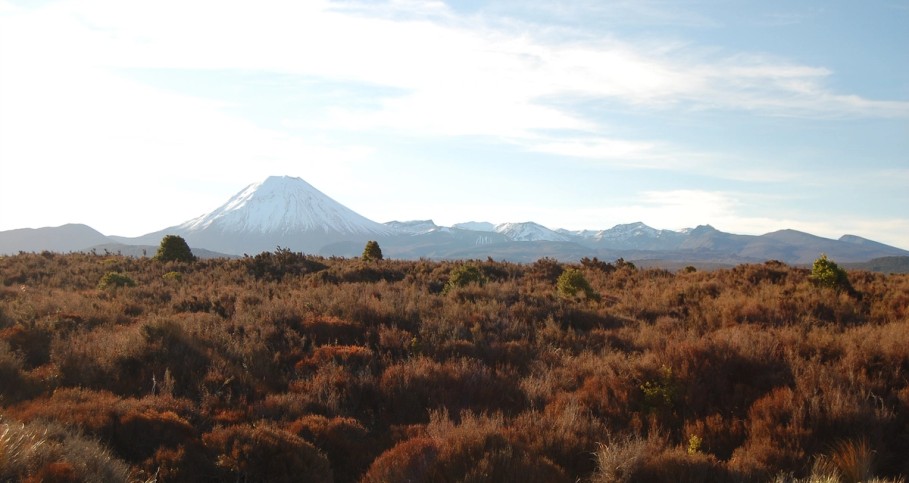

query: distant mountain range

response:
[2,175,907,268]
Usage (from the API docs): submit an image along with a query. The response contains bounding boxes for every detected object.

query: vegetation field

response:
[1,249,908,482]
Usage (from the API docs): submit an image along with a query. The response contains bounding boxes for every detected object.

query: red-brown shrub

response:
[592,434,730,483]
[111,408,196,462]
[0,324,52,368]
[50,316,214,398]
[202,422,333,482]
[379,357,527,424]
[512,401,610,478]
[23,462,81,483]
[286,361,380,419]
[729,387,810,478]
[289,414,375,482]
[376,325,414,357]
[0,340,31,403]
[683,413,746,461]
[303,315,365,346]
[6,389,201,466]
[295,344,374,372]
[146,443,214,483]
[632,446,729,482]
[664,332,792,421]
[363,411,569,483]
[361,436,440,482]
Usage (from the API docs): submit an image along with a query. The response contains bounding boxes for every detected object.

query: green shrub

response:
[810,254,851,291]
[154,235,195,263]
[97,272,136,289]
[640,365,677,413]
[444,264,487,293]
[162,271,183,282]
[362,240,383,262]
[556,268,599,301]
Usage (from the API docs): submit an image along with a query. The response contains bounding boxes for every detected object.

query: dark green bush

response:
[362,240,383,262]
[154,235,196,263]
[245,247,328,281]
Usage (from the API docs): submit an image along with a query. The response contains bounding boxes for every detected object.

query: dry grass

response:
[0,416,133,482]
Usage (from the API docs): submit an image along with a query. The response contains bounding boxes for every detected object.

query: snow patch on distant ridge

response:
[385,220,438,235]
[453,221,496,232]
[495,222,572,242]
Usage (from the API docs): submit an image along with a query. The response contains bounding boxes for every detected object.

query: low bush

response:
[97,272,136,289]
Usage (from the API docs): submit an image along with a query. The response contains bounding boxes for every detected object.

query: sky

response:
[1,0,907,248]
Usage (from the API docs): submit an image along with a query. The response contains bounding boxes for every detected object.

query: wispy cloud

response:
[9,1,905,123]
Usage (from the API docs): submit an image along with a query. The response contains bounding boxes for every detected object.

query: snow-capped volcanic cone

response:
[137,176,395,255]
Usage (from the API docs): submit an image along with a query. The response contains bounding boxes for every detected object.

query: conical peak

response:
[261,175,306,185]
[255,175,317,193]
[177,176,393,236]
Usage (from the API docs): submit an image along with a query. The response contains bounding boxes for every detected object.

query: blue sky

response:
[1,0,907,248]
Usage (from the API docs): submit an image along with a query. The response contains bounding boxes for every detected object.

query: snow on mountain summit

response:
[178,176,393,236]
[495,222,572,242]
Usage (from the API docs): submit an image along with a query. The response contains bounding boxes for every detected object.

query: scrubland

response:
[1,251,907,482]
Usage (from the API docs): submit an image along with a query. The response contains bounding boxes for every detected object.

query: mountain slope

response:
[0,224,112,254]
[727,229,908,264]
[845,256,909,274]
[839,234,908,254]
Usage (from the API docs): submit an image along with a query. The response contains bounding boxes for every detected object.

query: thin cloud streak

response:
[13,1,906,118]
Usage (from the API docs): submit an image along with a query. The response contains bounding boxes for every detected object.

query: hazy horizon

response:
[1,1,907,248]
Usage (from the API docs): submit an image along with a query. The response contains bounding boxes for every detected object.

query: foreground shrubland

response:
[1,251,907,482]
